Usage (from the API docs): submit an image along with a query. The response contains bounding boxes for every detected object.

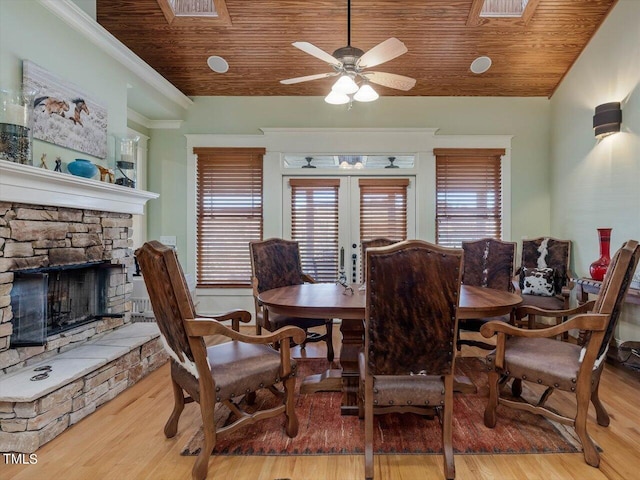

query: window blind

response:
[359,178,409,242]
[290,178,339,283]
[434,148,504,248]
[195,147,264,287]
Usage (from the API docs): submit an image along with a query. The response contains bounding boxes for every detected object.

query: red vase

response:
[589,228,612,281]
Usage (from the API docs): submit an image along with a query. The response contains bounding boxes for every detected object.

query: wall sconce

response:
[593,102,622,139]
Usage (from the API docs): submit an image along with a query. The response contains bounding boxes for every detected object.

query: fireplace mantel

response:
[0,161,159,214]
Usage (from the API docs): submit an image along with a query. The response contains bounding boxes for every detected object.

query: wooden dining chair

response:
[361,240,464,480]
[514,236,575,332]
[480,239,640,468]
[360,237,398,283]
[250,238,334,362]
[459,238,517,350]
[136,241,305,480]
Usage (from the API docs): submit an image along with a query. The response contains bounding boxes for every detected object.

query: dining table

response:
[258,282,522,415]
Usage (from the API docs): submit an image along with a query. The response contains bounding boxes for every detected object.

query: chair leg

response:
[442,375,455,480]
[365,375,374,480]
[255,323,262,335]
[325,320,335,362]
[164,375,185,438]
[575,387,600,467]
[484,370,500,428]
[591,377,610,427]
[283,375,299,437]
[192,403,216,480]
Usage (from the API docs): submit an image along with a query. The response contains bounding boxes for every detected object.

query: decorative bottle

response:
[589,228,612,281]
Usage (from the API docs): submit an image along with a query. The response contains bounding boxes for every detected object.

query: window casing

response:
[195,147,264,287]
[435,148,504,248]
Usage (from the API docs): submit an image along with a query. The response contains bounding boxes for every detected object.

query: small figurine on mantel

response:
[39,153,48,169]
[97,164,115,183]
[54,157,62,172]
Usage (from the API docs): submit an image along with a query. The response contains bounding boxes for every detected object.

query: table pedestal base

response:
[299,369,342,394]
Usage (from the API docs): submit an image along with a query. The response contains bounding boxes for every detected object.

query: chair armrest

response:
[514,300,596,320]
[481,312,609,339]
[185,318,306,345]
[195,309,251,331]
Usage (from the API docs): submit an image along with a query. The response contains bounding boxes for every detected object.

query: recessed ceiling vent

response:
[480,0,529,18]
[467,0,538,26]
[156,0,231,25]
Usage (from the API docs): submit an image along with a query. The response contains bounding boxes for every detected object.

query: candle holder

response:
[0,87,36,165]
[115,135,138,188]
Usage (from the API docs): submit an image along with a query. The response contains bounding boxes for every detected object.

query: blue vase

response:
[67,159,98,178]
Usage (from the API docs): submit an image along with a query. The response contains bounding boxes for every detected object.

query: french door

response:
[283,175,415,284]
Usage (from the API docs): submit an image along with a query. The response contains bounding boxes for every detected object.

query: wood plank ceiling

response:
[96,0,617,98]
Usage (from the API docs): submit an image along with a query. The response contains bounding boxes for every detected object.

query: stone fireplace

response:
[0,202,134,372]
[0,161,162,453]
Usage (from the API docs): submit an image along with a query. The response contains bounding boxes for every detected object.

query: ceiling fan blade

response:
[363,71,416,91]
[292,42,342,67]
[356,38,408,69]
[280,72,338,85]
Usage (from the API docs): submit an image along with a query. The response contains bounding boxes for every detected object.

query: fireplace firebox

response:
[10,262,125,346]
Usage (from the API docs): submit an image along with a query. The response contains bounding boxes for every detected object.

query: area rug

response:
[181,357,581,456]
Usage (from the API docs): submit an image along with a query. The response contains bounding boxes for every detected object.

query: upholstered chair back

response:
[365,240,463,376]
[135,241,204,379]
[250,238,305,293]
[521,237,571,295]
[462,238,516,292]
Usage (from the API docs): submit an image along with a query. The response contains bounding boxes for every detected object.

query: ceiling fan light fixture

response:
[354,83,378,102]
[325,90,350,105]
[332,74,359,95]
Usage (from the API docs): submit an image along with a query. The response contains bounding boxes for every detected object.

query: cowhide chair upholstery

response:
[459,238,517,350]
[249,238,334,362]
[481,240,640,468]
[360,238,398,283]
[515,237,574,331]
[136,241,305,480]
[360,240,463,480]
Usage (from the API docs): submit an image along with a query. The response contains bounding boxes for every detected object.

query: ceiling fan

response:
[280,0,416,104]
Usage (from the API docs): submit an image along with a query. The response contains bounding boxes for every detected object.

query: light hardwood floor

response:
[2,327,639,480]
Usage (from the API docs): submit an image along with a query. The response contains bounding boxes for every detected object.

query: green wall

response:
[0,0,183,171]
[550,0,640,340]
[148,96,551,259]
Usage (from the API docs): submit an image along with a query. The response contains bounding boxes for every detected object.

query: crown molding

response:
[127,108,183,130]
[37,0,193,111]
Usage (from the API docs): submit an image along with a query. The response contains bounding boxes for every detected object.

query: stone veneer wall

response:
[0,202,134,373]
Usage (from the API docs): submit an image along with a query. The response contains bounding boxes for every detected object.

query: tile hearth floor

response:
[0,322,160,403]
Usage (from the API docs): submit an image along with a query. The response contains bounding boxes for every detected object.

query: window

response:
[435,148,504,248]
[195,147,264,287]
[359,178,409,242]
[290,179,339,283]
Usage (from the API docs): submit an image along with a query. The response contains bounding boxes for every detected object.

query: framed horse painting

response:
[23,60,108,159]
